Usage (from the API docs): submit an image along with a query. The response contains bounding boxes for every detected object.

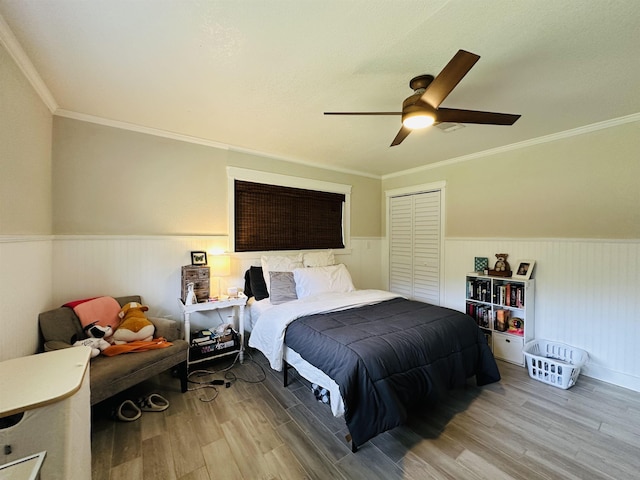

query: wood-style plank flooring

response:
[91,350,640,479]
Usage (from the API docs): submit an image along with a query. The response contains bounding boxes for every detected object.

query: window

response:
[227,167,351,252]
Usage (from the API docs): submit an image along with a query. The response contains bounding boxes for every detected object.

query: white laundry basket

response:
[523,340,589,389]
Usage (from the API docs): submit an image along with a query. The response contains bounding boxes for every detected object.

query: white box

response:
[493,332,524,365]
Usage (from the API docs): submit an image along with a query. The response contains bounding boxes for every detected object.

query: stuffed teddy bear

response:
[494,253,511,272]
[112,302,155,345]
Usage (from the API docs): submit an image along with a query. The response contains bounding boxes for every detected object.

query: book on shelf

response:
[495,309,510,331]
[467,278,491,302]
[483,331,492,350]
[467,279,474,299]
[491,281,526,308]
[466,302,474,317]
[516,286,524,308]
[465,301,490,328]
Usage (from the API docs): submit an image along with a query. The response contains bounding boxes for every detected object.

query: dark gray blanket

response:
[284,297,500,447]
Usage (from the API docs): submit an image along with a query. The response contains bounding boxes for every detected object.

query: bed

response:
[245,254,500,451]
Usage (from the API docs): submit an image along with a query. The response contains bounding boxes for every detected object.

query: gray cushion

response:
[269,271,298,304]
[87,340,188,405]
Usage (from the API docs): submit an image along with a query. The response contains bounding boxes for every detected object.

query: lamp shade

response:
[210,255,230,277]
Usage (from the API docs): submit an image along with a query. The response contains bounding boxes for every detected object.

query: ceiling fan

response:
[324,49,521,146]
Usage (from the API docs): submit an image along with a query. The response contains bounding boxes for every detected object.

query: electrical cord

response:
[187,352,240,381]
[186,350,266,402]
[186,352,240,401]
[223,350,266,385]
[194,385,219,403]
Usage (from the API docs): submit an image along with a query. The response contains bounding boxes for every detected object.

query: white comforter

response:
[248,289,402,371]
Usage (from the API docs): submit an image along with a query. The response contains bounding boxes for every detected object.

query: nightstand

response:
[177,294,247,370]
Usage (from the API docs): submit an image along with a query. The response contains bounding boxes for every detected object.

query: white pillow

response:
[293,264,355,299]
[303,250,336,268]
[261,254,304,294]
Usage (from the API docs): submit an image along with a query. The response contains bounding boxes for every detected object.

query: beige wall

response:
[0,42,53,361]
[0,42,52,235]
[382,121,640,239]
[52,117,382,237]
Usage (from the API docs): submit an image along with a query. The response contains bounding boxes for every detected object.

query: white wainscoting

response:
[49,236,384,332]
[443,238,640,392]
[0,237,53,361]
[4,234,638,393]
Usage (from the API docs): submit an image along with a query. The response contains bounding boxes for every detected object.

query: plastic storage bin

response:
[523,340,589,389]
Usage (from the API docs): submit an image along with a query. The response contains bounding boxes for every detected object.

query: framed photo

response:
[190,251,208,266]
[513,260,535,280]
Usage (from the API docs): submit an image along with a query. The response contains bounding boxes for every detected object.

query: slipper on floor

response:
[137,393,170,412]
[113,399,141,422]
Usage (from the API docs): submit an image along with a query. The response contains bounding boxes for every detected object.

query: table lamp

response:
[209,254,230,299]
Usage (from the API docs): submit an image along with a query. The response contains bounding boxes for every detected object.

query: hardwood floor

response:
[91,350,640,479]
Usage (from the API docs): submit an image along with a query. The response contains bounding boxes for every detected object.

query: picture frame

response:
[513,260,535,280]
[474,257,489,273]
[190,251,208,266]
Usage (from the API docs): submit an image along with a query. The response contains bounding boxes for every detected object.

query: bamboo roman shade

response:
[234,180,345,252]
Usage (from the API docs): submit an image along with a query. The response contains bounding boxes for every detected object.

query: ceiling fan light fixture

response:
[325,50,520,146]
[402,111,435,129]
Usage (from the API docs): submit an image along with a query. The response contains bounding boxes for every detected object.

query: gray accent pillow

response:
[269,271,298,305]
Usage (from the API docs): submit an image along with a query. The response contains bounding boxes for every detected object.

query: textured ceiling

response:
[1,0,639,177]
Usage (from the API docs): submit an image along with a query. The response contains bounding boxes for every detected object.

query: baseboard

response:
[582,364,640,393]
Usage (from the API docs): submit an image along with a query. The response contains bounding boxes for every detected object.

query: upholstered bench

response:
[38,295,188,405]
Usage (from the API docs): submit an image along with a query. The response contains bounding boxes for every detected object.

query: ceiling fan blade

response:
[419,50,480,109]
[324,112,401,115]
[436,107,521,125]
[390,125,412,146]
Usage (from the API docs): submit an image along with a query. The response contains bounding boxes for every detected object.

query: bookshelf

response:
[465,274,535,366]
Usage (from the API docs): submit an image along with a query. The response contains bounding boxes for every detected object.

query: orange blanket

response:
[102,337,173,357]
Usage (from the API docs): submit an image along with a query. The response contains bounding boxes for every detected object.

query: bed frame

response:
[282,359,359,452]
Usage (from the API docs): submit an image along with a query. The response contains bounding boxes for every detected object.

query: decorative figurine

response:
[488,253,512,277]
[185,282,197,305]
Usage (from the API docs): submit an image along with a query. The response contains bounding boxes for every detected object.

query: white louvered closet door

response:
[389,191,441,305]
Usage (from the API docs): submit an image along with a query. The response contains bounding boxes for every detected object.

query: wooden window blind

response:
[234,180,345,252]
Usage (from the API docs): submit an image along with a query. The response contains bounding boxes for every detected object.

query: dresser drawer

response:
[181,266,210,302]
[493,333,524,365]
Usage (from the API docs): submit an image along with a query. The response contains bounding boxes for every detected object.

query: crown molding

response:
[225,143,380,180]
[55,109,232,151]
[0,235,53,243]
[0,13,58,113]
[55,110,381,180]
[382,112,640,180]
